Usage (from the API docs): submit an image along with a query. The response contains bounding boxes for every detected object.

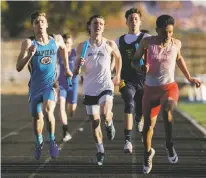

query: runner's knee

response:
[124,101,135,113]
[101,111,113,121]
[33,112,43,121]
[92,119,101,130]
[43,102,55,115]
[162,100,176,112]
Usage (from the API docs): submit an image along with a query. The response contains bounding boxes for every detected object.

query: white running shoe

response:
[62,132,72,142]
[96,152,105,166]
[135,117,144,133]
[141,134,144,143]
[165,145,178,164]
[143,148,155,174]
[124,140,133,153]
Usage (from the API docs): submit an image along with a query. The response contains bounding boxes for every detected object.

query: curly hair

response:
[156,15,175,28]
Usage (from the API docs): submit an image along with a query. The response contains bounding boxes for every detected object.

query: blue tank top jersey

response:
[57,48,79,89]
[29,37,58,96]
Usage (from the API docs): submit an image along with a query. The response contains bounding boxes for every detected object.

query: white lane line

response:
[28,120,86,178]
[1,122,31,141]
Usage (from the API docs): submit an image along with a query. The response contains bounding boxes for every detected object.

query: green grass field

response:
[177,102,206,127]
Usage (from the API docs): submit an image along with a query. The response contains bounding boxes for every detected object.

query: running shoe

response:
[105,121,115,140]
[135,116,144,133]
[165,143,178,163]
[96,152,105,166]
[143,148,155,174]
[62,131,72,142]
[124,140,133,153]
[49,140,59,159]
[34,142,43,160]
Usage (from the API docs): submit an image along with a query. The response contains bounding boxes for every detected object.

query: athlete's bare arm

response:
[16,39,35,72]
[176,40,201,88]
[107,39,122,85]
[131,37,148,72]
[55,34,73,77]
[73,42,84,75]
[107,40,122,76]
[110,54,115,72]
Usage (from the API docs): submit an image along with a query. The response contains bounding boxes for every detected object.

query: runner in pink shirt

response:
[131,14,201,174]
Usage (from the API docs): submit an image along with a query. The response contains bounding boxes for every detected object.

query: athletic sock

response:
[96,142,104,153]
[124,129,132,142]
[145,149,152,156]
[35,134,43,145]
[62,124,69,132]
[48,133,55,141]
[166,141,173,148]
[105,120,112,127]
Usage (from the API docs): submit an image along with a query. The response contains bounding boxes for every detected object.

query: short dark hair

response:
[156,15,175,28]
[62,33,72,40]
[30,11,47,24]
[86,15,105,34]
[125,8,142,19]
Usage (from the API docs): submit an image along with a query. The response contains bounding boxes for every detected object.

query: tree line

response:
[1,1,123,38]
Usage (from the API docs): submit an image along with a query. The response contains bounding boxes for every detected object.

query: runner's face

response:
[157,25,174,42]
[32,15,48,35]
[126,13,141,32]
[64,38,73,51]
[90,18,105,35]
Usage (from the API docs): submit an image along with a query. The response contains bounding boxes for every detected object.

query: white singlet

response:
[83,39,114,96]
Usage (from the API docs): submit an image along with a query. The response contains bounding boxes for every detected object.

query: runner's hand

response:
[112,75,120,85]
[79,58,85,67]
[188,77,201,88]
[28,45,37,57]
[74,58,85,75]
[141,64,149,73]
[65,70,73,77]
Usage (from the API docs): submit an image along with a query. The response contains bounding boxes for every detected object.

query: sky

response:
[191,0,206,7]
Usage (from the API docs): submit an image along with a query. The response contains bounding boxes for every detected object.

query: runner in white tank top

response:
[131,15,201,174]
[74,15,122,166]
[83,38,114,96]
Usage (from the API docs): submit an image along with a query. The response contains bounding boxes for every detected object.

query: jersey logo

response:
[126,48,134,59]
[88,52,104,57]
[40,56,52,64]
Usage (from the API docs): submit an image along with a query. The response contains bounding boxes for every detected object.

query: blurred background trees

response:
[2,1,206,38]
[1,1,123,38]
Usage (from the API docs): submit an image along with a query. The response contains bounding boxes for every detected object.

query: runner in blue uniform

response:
[16,11,73,160]
[57,33,79,142]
